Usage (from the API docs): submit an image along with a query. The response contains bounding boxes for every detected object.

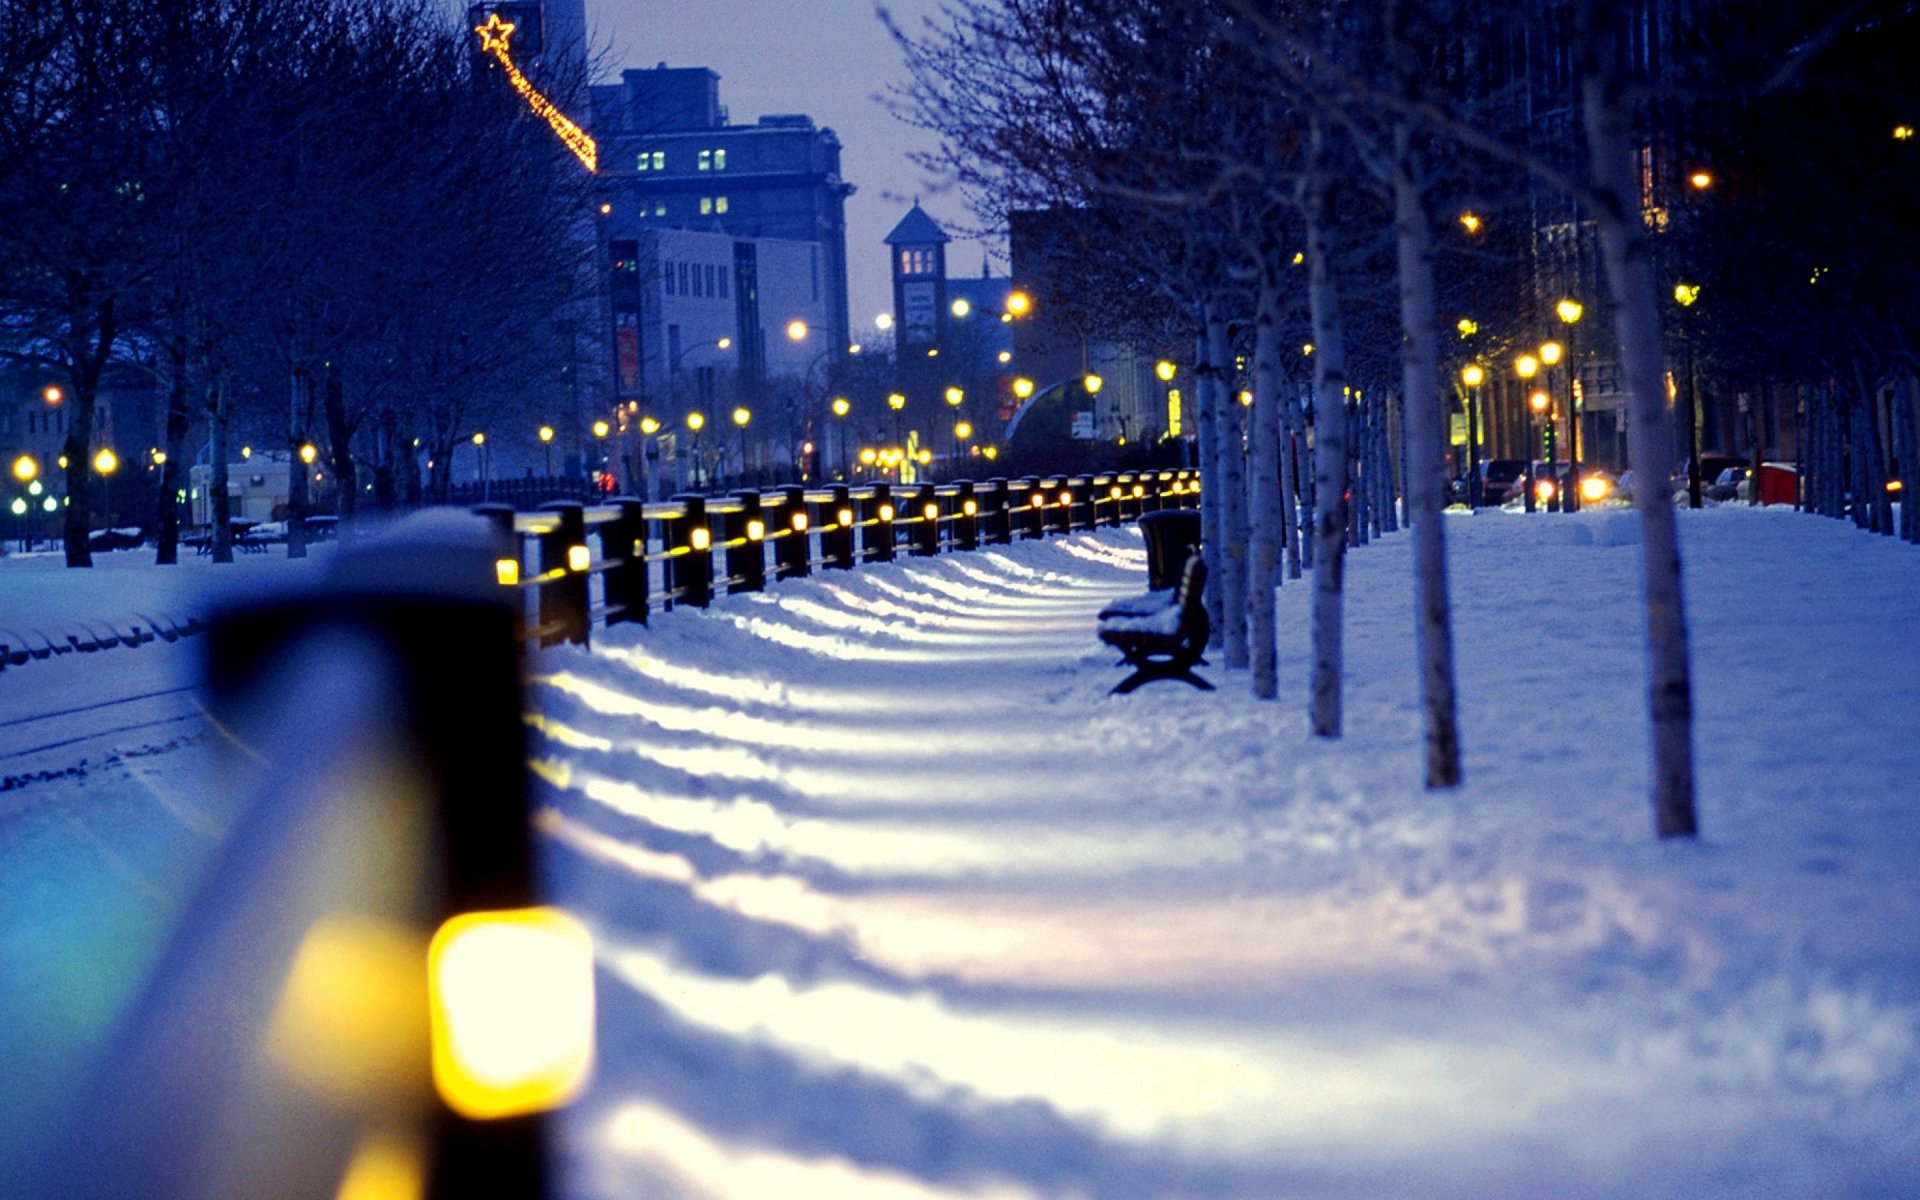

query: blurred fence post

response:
[603,498,649,626]
[669,494,712,608]
[536,501,588,647]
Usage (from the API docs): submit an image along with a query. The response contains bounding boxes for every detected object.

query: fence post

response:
[775,484,811,580]
[1014,477,1043,539]
[601,497,650,626]
[1067,475,1093,531]
[536,501,589,647]
[954,481,978,551]
[471,503,522,636]
[863,483,895,563]
[825,484,855,569]
[727,491,766,594]
[670,493,712,608]
[909,484,940,556]
[982,478,1010,545]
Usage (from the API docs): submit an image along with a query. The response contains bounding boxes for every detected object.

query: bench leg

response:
[1109,661,1214,695]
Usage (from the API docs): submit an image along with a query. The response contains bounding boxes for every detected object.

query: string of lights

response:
[473,13,597,172]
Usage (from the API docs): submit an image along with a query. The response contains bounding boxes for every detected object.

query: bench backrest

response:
[1175,552,1209,643]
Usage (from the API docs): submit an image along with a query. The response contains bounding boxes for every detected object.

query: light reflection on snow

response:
[600,1099,1037,1200]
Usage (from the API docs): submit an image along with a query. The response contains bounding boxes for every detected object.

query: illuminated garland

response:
[474,12,597,172]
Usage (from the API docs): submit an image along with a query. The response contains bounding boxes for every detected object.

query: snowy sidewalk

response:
[528,511,1920,1199]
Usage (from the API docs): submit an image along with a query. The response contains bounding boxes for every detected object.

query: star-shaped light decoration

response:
[474,11,516,55]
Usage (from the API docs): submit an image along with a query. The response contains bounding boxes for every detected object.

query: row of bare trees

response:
[0,0,592,566]
[891,0,1914,838]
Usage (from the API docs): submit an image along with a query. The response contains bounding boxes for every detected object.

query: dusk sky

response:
[586,0,991,338]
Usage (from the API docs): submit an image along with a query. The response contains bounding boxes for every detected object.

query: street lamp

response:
[830,396,851,478]
[1529,389,1557,511]
[732,406,751,482]
[93,447,119,526]
[887,391,906,449]
[12,455,36,485]
[1514,355,1542,511]
[684,410,707,489]
[1553,299,1585,508]
[1459,364,1485,506]
[1674,282,1703,507]
[539,424,555,475]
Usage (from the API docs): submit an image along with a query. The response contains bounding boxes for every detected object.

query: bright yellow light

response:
[942,387,964,407]
[639,416,660,435]
[746,519,765,541]
[1153,360,1176,383]
[731,407,751,428]
[1012,377,1034,399]
[878,503,895,521]
[689,527,712,551]
[916,449,932,465]
[299,443,318,464]
[1689,170,1713,190]
[93,448,118,475]
[1083,374,1103,394]
[963,499,978,515]
[1302,343,1314,356]
[1540,341,1563,366]
[838,508,854,527]
[875,312,894,331]
[859,447,877,465]
[11,455,36,483]
[1675,283,1700,307]
[1233,390,1249,407]
[1291,251,1304,265]
[266,917,429,1109]
[1461,364,1485,387]
[887,392,905,411]
[1557,299,1584,324]
[1058,491,1073,506]
[1006,291,1031,316]
[1132,484,1145,498]
[1580,475,1611,503]
[686,412,706,432]
[429,907,594,1121]
[57,455,68,470]
[996,349,1012,364]
[1459,211,1483,234]
[1535,479,1557,503]
[333,1129,425,1200]
[1457,318,1479,337]
[1896,125,1915,141]
[1529,390,1551,413]
[1515,354,1540,379]
[954,421,973,439]
[471,432,486,446]
[598,202,612,216]
[785,320,808,342]
[592,420,610,438]
[241,445,252,459]
[950,298,972,318]
[496,558,520,586]
[922,502,940,521]
[717,337,733,350]
[831,397,850,417]
[42,385,62,404]
[982,445,998,460]
[539,425,554,443]
[1030,492,1044,509]
[567,544,591,572]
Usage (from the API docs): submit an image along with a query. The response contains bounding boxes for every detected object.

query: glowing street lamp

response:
[1012,377,1034,400]
[93,447,119,526]
[785,320,808,342]
[944,386,963,407]
[12,455,36,484]
[1083,374,1103,394]
[1005,291,1031,316]
[1515,354,1540,380]
[1155,360,1176,383]
[1459,365,1486,506]
[1460,364,1485,388]
[1555,299,1585,509]
[950,298,972,318]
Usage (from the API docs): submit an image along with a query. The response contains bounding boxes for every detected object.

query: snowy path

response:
[529,512,1920,1199]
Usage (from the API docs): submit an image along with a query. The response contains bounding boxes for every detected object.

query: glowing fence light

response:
[837,508,854,527]
[746,519,765,541]
[923,502,939,522]
[566,544,591,572]
[428,907,594,1120]
[878,504,895,522]
[495,559,520,586]
[689,527,711,551]
[791,512,809,532]
[963,499,977,516]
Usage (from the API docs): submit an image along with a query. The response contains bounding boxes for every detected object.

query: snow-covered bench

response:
[1097,552,1213,695]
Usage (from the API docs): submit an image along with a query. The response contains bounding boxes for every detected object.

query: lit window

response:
[698,149,711,171]
[713,148,727,170]
[715,196,729,214]
[652,150,664,170]
[653,201,665,216]
[699,196,713,215]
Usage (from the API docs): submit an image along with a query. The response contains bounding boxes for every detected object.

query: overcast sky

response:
[585,0,990,337]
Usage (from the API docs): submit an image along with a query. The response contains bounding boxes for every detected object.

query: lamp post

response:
[538,424,555,477]
[1460,364,1485,507]
[732,406,751,484]
[1675,282,1703,508]
[685,410,706,490]
[1539,341,1565,511]
[1515,353,1541,512]
[830,396,851,479]
[11,455,36,551]
[1556,299,1584,509]
[887,391,905,453]
[944,386,964,477]
[1529,388,1555,511]
[93,447,119,528]
[638,416,660,499]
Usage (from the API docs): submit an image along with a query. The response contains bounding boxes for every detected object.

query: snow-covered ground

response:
[3,509,1918,1196]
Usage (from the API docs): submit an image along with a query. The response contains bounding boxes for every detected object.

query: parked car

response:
[1452,459,1527,507]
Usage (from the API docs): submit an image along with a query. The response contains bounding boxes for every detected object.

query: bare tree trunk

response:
[1282,382,1305,578]
[1249,264,1285,699]
[1582,5,1698,838]
[154,329,191,565]
[323,361,358,524]
[1304,120,1351,738]
[208,375,234,564]
[1210,312,1250,670]
[287,364,310,559]
[1192,311,1225,646]
[1392,143,1463,788]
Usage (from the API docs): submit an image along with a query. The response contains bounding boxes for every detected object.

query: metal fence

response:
[478,469,1203,649]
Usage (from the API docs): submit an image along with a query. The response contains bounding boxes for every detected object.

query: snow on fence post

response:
[864,483,896,562]
[775,485,811,579]
[601,498,649,626]
[536,501,589,648]
[955,481,979,551]
[669,494,712,608]
[725,491,766,595]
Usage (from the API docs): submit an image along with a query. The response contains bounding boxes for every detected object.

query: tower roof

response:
[883,202,950,246]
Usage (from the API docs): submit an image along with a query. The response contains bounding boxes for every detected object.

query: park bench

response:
[1097,551,1213,695]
